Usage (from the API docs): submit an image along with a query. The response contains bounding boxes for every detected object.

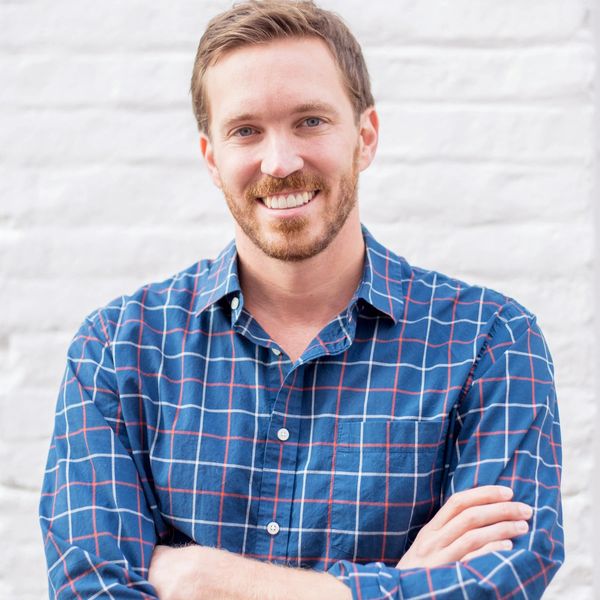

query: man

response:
[39,1,563,598]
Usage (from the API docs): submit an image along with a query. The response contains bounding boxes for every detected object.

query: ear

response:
[357,107,379,172]
[200,133,223,189]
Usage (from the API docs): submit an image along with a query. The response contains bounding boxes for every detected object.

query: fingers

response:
[442,519,529,564]
[427,486,514,530]
[396,486,533,571]
[460,539,513,562]
[436,500,532,547]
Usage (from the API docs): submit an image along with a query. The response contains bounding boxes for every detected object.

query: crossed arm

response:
[148,485,532,600]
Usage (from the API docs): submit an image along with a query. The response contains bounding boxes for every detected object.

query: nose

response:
[260,133,304,178]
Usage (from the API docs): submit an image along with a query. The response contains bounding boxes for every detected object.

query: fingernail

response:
[520,505,533,519]
[500,487,513,499]
[503,540,513,550]
[516,520,529,533]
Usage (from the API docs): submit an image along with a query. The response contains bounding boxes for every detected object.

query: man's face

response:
[200,36,378,261]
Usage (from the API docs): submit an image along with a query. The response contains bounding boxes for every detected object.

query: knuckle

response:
[417,537,436,556]
[448,493,465,512]
[461,508,478,528]
[500,503,514,519]
[461,529,480,550]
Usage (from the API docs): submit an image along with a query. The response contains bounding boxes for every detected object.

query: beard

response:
[222,150,360,262]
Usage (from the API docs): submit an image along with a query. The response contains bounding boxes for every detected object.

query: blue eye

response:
[304,117,322,127]
[235,127,255,137]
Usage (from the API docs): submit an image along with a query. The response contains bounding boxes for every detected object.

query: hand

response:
[149,544,202,600]
[396,485,532,569]
[148,543,351,600]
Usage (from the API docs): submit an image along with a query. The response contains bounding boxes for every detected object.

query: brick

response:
[557,388,594,493]
[321,0,588,45]
[371,221,593,280]
[3,46,592,111]
[0,167,40,227]
[0,500,47,599]
[2,0,587,51]
[0,0,229,51]
[0,108,199,166]
[360,163,591,227]
[0,277,159,334]
[2,330,71,389]
[376,104,593,162]
[0,226,232,335]
[0,226,233,280]
[0,53,192,109]
[367,45,594,103]
[552,492,592,567]
[0,487,43,546]
[0,541,47,599]
[0,438,48,491]
[0,390,57,443]
[1,165,228,228]
[549,554,592,600]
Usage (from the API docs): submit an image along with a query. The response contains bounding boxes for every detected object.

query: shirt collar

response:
[193,240,242,316]
[355,225,405,323]
[193,225,406,323]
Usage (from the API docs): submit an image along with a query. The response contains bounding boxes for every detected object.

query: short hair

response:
[190,0,374,134]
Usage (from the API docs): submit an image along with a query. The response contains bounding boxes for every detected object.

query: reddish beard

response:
[222,155,359,262]
[244,172,329,237]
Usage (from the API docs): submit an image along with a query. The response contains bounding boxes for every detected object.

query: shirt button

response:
[266,521,280,536]
[230,297,240,310]
[271,347,281,356]
[277,427,290,442]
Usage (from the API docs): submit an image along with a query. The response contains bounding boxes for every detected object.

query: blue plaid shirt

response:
[40,226,563,599]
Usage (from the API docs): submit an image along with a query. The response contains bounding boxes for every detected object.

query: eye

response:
[233,126,256,138]
[302,117,323,128]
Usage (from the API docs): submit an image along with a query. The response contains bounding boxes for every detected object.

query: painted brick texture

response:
[0,0,595,597]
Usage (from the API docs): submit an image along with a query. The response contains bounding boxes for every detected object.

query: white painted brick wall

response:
[1,0,596,597]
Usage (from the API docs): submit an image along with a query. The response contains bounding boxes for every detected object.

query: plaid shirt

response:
[40,226,563,599]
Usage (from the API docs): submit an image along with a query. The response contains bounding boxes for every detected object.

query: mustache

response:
[245,172,329,200]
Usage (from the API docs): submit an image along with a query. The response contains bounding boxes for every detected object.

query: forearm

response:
[149,545,351,600]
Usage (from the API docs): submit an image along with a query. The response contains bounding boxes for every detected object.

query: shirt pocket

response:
[329,418,447,564]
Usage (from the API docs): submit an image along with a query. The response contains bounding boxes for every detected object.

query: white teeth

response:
[263,190,317,210]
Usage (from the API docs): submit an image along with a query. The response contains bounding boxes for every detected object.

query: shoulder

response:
[403,259,538,333]
[402,260,555,380]
[78,259,214,344]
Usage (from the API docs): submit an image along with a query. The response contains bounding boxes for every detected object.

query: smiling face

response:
[200,36,378,262]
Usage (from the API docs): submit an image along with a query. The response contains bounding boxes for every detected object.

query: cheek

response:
[310,135,358,169]
[217,154,259,191]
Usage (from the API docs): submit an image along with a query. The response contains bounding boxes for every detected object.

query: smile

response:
[260,190,318,210]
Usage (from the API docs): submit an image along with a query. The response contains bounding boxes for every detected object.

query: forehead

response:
[204,37,354,126]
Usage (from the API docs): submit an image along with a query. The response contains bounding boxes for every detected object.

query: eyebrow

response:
[221,101,341,133]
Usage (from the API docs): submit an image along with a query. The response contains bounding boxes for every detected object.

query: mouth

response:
[258,189,319,210]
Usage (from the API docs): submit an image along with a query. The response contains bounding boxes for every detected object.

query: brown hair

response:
[190,0,374,134]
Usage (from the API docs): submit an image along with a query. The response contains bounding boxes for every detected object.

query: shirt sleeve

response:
[328,302,564,599]
[39,312,160,599]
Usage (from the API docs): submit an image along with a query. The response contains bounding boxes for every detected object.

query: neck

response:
[236,211,365,327]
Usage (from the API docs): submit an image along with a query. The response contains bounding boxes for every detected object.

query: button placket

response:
[253,362,302,556]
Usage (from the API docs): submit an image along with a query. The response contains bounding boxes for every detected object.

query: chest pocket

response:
[329,418,447,564]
